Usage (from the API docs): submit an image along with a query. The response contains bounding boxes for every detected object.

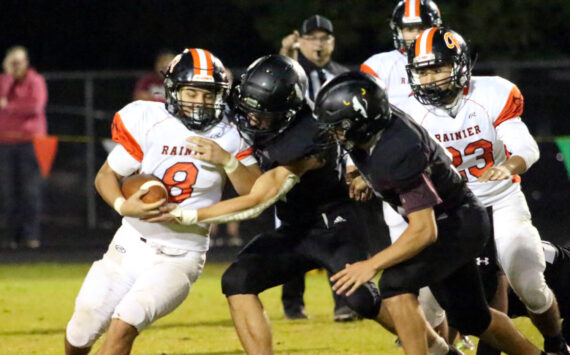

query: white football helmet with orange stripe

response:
[163,48,229,131]
[390,0,442,51]
[406,27,471,107]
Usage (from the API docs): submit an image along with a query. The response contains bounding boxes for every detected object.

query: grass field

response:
[0,262,542,354]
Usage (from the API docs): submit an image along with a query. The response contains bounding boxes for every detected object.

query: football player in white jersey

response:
[64,48,260,355]
[361,0,441,108]
[402,27,570,355]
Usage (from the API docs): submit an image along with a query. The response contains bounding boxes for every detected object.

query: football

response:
[120,174,168,203]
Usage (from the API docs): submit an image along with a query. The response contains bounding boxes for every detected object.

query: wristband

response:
[169,206,198,225]
[113,197,126,216]
[223,155,239,174]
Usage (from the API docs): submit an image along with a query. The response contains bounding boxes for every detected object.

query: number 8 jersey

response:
[400,76,540,207]
[107,100,257,252]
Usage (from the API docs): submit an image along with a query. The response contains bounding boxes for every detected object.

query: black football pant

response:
[222,202,382,319]
[281,198,387,314]
[379,196,493,335]
[281,271,349,313]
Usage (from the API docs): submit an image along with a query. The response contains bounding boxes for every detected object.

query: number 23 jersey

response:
[400,76,537,207]
[107,100,257,251]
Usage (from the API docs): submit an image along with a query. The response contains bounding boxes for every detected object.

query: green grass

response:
[0,263,541,354]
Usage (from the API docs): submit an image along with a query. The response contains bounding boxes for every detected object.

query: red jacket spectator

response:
[133,50,175,102]
[0,68,47,143]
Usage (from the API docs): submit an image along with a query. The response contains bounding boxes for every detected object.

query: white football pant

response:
[66,224,206,348]
[493,190,552,314]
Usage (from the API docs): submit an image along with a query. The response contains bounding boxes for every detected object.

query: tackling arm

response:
[148,155,323,225]
[198,166,299,222]
[197,156,322,222]
[225,161,262,196]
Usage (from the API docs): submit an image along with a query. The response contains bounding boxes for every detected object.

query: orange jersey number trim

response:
[163,162,199,203]
[447,139,495,179]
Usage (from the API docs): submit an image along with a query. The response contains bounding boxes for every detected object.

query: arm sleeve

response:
[496,117,540,170]
[493,84,524,127]
[111,111,144,162]
[107,144,141,177]
[202,174,300,223]
[360,63,379,78]
[235,139,257,166]
[398,173,442,215]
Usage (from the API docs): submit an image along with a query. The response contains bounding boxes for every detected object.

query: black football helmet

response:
[390,0,442,51]
[163,48,229,131]
[229,55,308,145]
[314,71,392,152]
[406,27,472,107]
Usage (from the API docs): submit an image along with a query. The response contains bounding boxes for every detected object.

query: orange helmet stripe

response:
[415,27,437,58]
[189,48,202,76]
[404,0,421,21]
[203,50,214,76]
[425,27,436,54]
[190,48,214,77]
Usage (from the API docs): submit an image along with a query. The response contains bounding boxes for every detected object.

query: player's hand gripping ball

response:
[121,174,168,203]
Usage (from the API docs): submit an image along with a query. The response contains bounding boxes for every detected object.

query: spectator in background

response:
[280,14,347,103]
[279,15,363,322]
[0,46,48,249]
[132,49,175,102]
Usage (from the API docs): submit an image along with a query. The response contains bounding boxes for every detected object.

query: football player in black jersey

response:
[314,71,545,355]
[151,55,460,354]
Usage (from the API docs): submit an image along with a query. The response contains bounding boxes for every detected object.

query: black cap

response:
[301,14,333,35]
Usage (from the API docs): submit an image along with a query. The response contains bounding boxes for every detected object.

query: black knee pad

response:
[221,262,256,296]
[343,281,382,319]
[447,306,492,336]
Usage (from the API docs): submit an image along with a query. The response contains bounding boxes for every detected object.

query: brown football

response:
[120,174,168,203]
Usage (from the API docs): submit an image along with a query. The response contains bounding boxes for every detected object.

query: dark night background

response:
[1,0,569,260]
[2,0,570,70]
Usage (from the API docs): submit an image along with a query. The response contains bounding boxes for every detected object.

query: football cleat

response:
[333,306,362,322]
